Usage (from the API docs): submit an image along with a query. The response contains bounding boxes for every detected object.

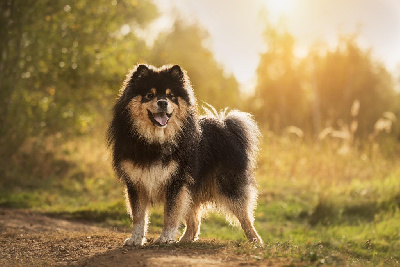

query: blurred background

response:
[0,0,399,262]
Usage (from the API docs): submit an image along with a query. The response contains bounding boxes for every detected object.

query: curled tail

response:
[225,110,261,170]
[202,104,261,170]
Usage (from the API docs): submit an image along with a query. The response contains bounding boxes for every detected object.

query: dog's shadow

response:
[77,241,228,266]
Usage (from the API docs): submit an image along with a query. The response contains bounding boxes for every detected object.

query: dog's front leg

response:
[124,182,150,246]
[157,180,190,243]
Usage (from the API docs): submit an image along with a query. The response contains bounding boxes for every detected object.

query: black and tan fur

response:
[107,64,263,246]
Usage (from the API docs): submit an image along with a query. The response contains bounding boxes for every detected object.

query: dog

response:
[107,64,263,246]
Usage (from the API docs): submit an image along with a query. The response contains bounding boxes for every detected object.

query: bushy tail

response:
[202,104,261,169]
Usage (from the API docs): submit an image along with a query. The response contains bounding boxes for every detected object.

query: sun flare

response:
[264,0,295,16]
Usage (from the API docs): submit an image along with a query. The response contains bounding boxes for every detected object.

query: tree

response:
[253,22,397,139]
[305,36,396,138]
[0,0,157,152]
[253,24,307,132]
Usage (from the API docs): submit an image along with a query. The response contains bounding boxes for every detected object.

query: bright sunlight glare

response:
[263,0,295,18]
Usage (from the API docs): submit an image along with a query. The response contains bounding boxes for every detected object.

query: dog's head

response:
[116,64,196,144]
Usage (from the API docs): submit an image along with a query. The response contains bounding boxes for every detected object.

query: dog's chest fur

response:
[121,160,178,199]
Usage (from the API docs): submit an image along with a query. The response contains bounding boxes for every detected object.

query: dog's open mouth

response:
[148,110,172,127]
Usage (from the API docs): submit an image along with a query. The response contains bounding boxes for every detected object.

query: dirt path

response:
[0,208,288,266]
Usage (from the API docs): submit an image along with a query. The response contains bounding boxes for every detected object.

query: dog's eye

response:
[145,93,154,100]
[166,93,174,98]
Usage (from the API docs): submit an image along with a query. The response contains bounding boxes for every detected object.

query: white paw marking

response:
[123,235,146,246]
[156,228,178,244]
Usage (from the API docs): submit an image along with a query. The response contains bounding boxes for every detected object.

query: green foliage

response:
[0,0,157,162]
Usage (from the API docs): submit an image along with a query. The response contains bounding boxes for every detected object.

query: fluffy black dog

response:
[107,64,263,246]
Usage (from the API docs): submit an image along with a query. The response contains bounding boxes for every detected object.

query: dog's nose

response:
[157,99,168,109]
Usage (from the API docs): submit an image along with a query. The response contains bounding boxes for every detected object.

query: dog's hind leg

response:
[226,187,263,246]
[180,203,202,242]
[124,182,150,246]
[157,181,191,244]
[232,205,263,245]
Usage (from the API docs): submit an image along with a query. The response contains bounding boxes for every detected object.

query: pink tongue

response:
[154,112,169,126]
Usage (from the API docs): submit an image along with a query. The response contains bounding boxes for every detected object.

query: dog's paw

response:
[155,228,178,244]
[123,236,146,247]
[179,235,198,243]
[155,236,176,244]
[251,237,264,248]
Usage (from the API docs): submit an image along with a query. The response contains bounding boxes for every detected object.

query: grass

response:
[1,132,399,265]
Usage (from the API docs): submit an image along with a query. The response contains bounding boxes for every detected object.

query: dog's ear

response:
[131,64,150,81]
[169,65,184,81]
[119,65,150,100]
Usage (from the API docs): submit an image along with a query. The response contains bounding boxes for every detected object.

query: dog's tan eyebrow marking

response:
[150,88,156,94]
[166,88,172,95]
